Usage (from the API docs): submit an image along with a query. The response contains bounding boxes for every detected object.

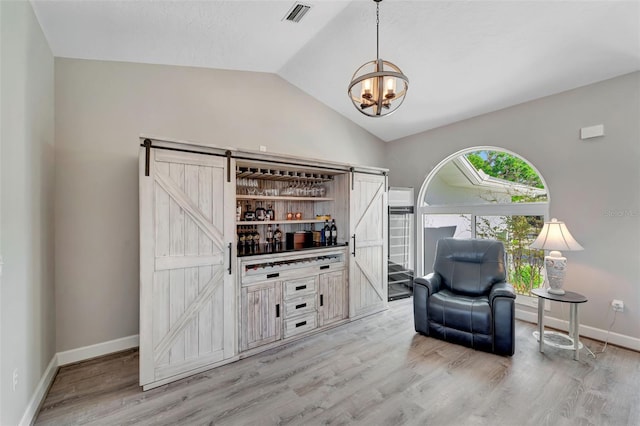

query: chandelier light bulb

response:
[362,78,373,99]
[385,77,396,98]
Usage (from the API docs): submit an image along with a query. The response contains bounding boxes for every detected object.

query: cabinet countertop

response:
[238,243,348,258]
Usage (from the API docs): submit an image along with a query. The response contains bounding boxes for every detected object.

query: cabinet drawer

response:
[283,294,316,318]
[283,313,317,338]
[283,276,317,299]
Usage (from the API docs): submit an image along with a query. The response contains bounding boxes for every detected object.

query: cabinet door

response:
[241,282,282,351]
[139,148,236,389]
[349,172,388,318]
[318,270,348,326]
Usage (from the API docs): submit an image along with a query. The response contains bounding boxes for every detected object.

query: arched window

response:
[417,147,549,306]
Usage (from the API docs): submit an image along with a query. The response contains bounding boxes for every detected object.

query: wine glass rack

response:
[236,166,335,183]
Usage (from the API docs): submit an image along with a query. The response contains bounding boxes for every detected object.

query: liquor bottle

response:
[243,201,255,221]
[239,226,246,252]
[266,224,273,244]
[330,219,338,245]
[246,227,252,250]
[266,204,275,221]
[255,201,266,221]
[312,224,322,247]
[323,220,330,246]
[236,202,242,222]
[274,225,282,249]
[252,226,261,250]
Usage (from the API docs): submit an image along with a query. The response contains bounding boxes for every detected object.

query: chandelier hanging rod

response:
[376,0,380,60]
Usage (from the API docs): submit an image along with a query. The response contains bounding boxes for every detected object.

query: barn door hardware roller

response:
[143,139,152,176]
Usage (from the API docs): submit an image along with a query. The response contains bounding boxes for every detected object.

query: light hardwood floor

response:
[35,298,640,425]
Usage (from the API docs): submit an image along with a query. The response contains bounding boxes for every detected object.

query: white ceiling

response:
[31,0,640,142]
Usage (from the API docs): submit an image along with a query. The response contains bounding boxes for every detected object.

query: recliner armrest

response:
[414,273,442,297]
[489,282,516,306]
[414,273,442,335]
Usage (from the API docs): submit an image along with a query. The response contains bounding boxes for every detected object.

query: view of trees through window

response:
[475,215,544,295]
[465,150,547,203]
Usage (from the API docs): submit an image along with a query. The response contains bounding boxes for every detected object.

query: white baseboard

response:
[57,334,139,366]
[516,309,640,352]
[19,355,58,426]
[20,335,140,425]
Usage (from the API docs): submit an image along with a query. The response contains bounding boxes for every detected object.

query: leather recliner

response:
[413,238,516,356]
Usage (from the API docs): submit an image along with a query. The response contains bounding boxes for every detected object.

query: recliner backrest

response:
[433,238,506,296]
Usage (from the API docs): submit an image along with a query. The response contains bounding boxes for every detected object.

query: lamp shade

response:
[529,218,583,252]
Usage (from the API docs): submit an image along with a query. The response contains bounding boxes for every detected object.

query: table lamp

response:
[529,218,583,295]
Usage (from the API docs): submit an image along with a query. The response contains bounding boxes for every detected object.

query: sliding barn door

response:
[349,172,388,319]
[139,148,236,390]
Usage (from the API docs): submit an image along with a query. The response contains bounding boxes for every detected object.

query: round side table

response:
[531,288,588,361]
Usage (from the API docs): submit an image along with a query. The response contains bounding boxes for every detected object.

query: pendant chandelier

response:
[348,0,409,118]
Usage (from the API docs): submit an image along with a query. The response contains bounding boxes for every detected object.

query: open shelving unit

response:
[235,160,348,257]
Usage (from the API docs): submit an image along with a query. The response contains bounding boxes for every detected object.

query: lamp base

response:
[545,251,567,295]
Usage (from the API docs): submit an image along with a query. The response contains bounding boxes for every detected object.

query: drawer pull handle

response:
[295,303,307,309]
[276,304,280,318]
[295,285,307,291]
[267,273,280,279]
[320,294,324,306]
[295,321,307,328]
[320,265,330,270]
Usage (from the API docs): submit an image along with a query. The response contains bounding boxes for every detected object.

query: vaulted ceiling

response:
[31,0,640,142]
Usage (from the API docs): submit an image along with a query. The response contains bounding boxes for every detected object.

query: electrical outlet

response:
[611,299,624,312]
[12,368,18,392]
[259,145,267,152]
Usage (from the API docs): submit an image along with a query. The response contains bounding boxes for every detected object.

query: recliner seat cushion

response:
[427,289,492,335]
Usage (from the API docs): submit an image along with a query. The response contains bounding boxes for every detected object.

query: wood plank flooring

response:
[35,298,640,425]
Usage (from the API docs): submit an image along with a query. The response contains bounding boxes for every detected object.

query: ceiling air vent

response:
[283,2,312,23]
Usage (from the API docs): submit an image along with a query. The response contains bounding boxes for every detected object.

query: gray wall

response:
[0,1,56,424]
[385,72,640,340]
[54,58,386,352]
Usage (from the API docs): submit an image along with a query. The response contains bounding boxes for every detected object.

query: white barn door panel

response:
[139,148,236,390]
[349,172,388,319]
